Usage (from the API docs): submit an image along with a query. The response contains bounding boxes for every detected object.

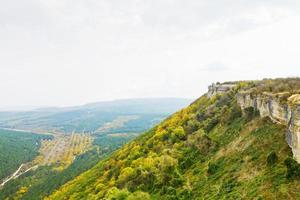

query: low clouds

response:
[202,62,229,72]
[1,0,297,41]
[0,0,299,108]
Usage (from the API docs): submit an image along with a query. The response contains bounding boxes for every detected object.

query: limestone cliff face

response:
[207,83,236,98]
[237,92,300,162]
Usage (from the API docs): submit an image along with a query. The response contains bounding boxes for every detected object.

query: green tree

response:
[127,191,151,200]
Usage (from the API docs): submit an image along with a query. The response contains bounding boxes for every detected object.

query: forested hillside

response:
[47,79,300,200]
[0,129,52,180]
[0,98,191,199]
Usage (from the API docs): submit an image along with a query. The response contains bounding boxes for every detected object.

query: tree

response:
[171,126,186,141]
[105,187,129,200]
[127,191,151,200]
[117,167,136,186]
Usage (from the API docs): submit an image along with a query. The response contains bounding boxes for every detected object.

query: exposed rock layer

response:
[207,83,236,98]
[237,92,300,162]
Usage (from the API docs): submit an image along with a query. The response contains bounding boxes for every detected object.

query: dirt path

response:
[0,164,39,188]
[1,164,23,187]
[1,132,92,188]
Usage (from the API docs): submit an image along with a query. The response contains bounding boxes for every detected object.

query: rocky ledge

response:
[207,83,236,98]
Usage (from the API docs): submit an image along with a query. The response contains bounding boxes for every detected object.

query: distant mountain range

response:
[0,98,192,134]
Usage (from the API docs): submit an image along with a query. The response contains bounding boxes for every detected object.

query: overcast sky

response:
[1,0,300,109]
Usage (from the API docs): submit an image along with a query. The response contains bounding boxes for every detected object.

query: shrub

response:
[171,126,186,141]
[204,117,219,133]
[184,120,201,135]
[284,157,300,179]
[105,187,129,200]
[186,132,215,155]
[244,107,259,121]
[228,104,242,121]
[267,151,278,166]
[219,178,240,194]
[216,93,231,107]
[207,162,219,175]
[256,78,300,93]
[117,167,136,186]
[127,191,151,200]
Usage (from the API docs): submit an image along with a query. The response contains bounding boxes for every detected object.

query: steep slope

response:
[47,79,300,200]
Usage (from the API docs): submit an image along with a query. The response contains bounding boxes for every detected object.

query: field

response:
[34,133,93,170]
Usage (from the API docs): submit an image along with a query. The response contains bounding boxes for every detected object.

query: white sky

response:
[0,0,300,108]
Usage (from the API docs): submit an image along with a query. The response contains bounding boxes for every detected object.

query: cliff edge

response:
[237,91,300,162]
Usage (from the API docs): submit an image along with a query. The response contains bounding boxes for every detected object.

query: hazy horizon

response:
[0,97,193,111]
[1,0,300,108]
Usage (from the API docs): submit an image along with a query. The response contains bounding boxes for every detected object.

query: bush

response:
[127,191,151,200]
[220,103,242,125]
[219,178,240,194]
[105,187,129,200]
[284,157,300,179]
[228,104,242,121]
[216,93,231,107]
[207,162,219,175]
[267,151,278,166]
[171,126,186,141]
[184,120,201,135]
[117,167,136,187]
[204,117,219,133]
[256,78,300,93]
[244,107,259,121]
[186,132,215,155]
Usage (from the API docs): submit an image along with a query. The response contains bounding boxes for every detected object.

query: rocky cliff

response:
[207,83,236,98]
[237,91,300,162]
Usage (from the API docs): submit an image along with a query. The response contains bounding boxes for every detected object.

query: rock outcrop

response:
[207,83,236,98]
[237,91,300,162]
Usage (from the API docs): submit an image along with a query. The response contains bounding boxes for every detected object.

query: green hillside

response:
[0,99,191,200]
[46,79,300,200]
[0,129,52,180]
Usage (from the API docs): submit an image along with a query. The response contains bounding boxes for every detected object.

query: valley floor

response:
[0,132,92,188]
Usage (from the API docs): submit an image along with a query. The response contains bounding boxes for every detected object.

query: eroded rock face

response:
[207,83,236,98]
[287,107,300,162]
[237,92,300,162]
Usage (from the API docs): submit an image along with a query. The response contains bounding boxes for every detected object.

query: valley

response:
[0,98,190,199]
[34,133,93,170]
[0,129,52,181]
[0,132,92,188]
